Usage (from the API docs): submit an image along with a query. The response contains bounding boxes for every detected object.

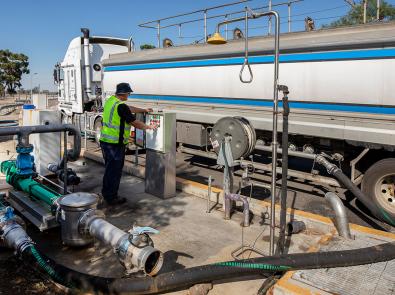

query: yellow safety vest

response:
[100,96,131,145]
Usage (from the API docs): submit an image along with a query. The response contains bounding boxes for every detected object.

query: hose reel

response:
[210,117,256,161]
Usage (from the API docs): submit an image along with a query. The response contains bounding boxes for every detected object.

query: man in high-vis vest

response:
[100,82,157,206]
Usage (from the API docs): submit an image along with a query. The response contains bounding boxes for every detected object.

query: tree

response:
[0,50,29,94]
[140,44,156,50]
[324,0,395,28]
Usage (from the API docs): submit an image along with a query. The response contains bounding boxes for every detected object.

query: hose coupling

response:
[315,155,339,175]
[1,208,32,254]
[117,226,163,276]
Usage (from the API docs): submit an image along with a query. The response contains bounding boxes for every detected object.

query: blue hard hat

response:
[116,83,133,94]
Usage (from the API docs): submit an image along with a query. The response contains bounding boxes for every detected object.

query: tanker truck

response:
[54,10,395,225]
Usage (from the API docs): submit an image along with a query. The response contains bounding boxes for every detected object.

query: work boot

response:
[106,197,127,206]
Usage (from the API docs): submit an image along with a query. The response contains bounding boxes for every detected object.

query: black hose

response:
[331,168,395,227]
[278,88,289,255]
[20,241,395,295]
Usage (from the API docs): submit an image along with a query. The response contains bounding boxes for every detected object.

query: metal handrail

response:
[138,0,251,28]
[138,0,302,47]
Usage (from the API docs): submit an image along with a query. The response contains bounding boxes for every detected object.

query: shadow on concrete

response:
[159,250,194,273]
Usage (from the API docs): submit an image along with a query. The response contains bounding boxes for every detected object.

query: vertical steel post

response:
[225,14,229,40]
[288,3,291,32]
[207,175,212,213]
[363,0,367,24]
[268,0,272,35]
[135,147,139,166]
[157,21,161,48]
[84,113,87,151]
[63,131,68,194]
[377,0,381,20]
[204,10,208,43]
[269,11,280,256]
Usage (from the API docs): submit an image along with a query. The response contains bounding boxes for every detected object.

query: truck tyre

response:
[361,158,395,222]
[94,117,102,145]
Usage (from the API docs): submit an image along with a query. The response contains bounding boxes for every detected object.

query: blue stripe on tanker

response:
[104,48,395,71]
[128,94,395,115]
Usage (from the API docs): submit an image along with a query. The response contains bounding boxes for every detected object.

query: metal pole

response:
[84,113,87,151]
[377,0,381,20]
[207,175,212,213]
[157,21,161,48]
[135,147,139,166]
[204,10,208,43]
[269,11,280,256]
[363,0,367,24]
[225,14,229,40]
[268,0,272,35]
[288,3,291,32]
[63,131,68,194]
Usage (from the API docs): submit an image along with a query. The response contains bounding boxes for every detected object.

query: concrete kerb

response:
[84,150,331,235]
[83,149,395,239]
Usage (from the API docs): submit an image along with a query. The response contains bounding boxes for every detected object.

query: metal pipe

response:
[177,145,341,187]
[139,0,251,27]
[63,131,68,194]
[89,218,126,248]
[286,220,306,235]
[255,144,316,160]
[152,0,302,31]
[268,0,272,34]
[288,3,291,32]
[157,21,161,48]
[324,192,352,239]
[377,0,381,20]
[0,124,81,162]
[224,193,250,226]
[84,112,87,150]
[268,10,280,256]
[81,28,93,100]
[225,14,229,40]
[207,175,212,213]
[128,36,135,52]
[363,0,367,24]
[204,10,208,43]
[88,217,163,275]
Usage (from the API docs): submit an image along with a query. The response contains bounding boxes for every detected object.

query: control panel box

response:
[145,112,176,153]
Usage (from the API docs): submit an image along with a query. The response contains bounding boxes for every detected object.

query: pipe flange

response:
[78,209,105,235]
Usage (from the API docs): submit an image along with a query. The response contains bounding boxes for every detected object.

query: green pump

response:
[0,160,61,207]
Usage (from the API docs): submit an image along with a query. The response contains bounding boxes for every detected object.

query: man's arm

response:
[129,106,153,113]
[132,120,157,130]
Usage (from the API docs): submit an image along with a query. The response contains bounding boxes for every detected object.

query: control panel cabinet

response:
[145,112,176,153]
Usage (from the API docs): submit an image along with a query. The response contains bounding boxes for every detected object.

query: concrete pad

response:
[25,159,325,295]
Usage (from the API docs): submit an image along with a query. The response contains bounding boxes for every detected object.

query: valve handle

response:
[129,226,159,236]
[239,59,253,83]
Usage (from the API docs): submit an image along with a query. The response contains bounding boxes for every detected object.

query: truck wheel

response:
[93,117,102,145]
[361,158,395,222]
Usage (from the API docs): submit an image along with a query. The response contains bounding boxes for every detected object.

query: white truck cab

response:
[54,28,132,117]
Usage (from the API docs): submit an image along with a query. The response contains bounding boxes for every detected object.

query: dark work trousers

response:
[100,141,126,203]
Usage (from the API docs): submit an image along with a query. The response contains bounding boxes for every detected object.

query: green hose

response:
[29,245,74,288]
[214,261,291,271]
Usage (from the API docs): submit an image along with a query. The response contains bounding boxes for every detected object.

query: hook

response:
[239,7,254,84]
[239,59,253,83]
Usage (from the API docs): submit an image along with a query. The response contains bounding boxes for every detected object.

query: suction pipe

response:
[0,124,81,161]
[81,28,94,100]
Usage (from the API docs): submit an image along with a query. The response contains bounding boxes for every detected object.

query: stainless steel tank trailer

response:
[0,124,163,276]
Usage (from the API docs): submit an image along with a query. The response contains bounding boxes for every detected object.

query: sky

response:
[1,0,394,91]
